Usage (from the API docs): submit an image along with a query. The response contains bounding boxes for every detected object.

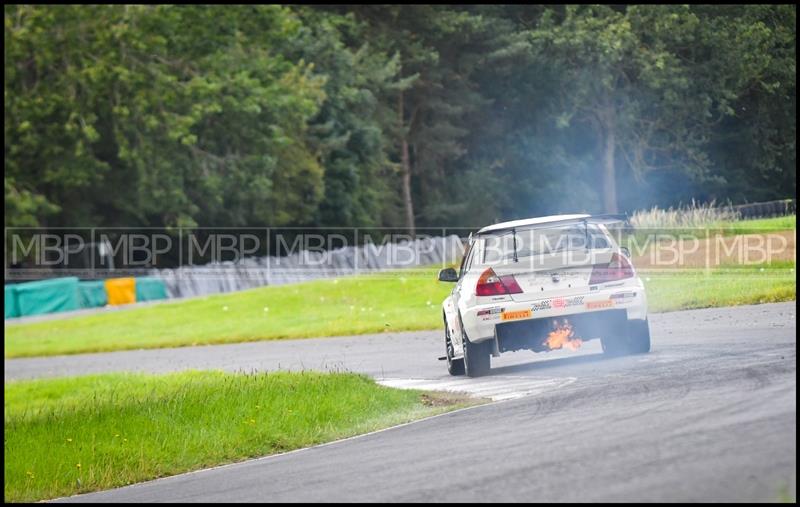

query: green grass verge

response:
[5,230,796,359]
[4,370,475,502]
[622,215,796,248]
[629,212,795,233]
[644,261,796,312]
[719,215,795,235]
[5,270,451,358]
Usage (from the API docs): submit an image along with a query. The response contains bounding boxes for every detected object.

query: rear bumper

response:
[495,308,629,353]
[462,282,647,344]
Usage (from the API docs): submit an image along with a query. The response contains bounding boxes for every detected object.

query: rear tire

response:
[445,324,465,376]
[601,333,624,356]
[627,318,651,354]
[602,318,651,356]
[460,316,491,377]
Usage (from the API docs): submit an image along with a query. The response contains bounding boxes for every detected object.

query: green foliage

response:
[518,5,796,212]
[4,5,796,230]
[4,370,471,502]
[5,268,452,357]
[5,5,325,228]
[644,262,796,313]
[288,8,402,227]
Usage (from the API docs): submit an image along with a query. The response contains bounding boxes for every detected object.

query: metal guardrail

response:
[151,234,465,299]
[725,199,796,219]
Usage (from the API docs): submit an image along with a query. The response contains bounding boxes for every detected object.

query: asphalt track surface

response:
[5,302,796,502]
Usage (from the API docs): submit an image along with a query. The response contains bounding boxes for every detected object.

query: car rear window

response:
[482,224,610,264]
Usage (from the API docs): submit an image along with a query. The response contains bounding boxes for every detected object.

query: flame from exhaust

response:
[546,319,582,351]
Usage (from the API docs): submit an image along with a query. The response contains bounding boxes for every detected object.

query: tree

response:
[346,6,498,235]
[701,5,796,203]
[528,5,778,213]
[287,8,404,228]
[4,5,795,236]
[5,5,326,229]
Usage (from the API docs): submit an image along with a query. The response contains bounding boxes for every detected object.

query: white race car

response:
[439,214,650,377]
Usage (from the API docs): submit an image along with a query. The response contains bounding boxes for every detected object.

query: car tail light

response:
[589,253,634,285]
[476,268,523,296]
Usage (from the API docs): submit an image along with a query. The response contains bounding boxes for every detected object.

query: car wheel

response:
[627,318,651,354]
[601,318,651,355]
[600,332,625,356]
[445,324,465,376]
[460,315,490,377]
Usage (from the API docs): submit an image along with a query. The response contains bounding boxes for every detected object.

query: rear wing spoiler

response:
[476,214,630,236]
[583,213,629,225]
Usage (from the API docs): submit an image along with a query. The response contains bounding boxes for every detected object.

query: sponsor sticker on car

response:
[553,296,585,310]
[531,296,584,313]
[501,309,532,321]
[610,291,637,304]
[477,307,504,321]
[586,299,614,310]
[532,300,552,312]
[566,296,584,307]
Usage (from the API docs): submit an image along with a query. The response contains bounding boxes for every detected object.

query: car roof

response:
[476,214,591,235]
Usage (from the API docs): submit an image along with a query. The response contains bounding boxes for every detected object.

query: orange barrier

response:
[104,277,136,306]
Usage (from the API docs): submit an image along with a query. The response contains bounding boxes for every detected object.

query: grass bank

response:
[5,263,795,358]
[622,215,796,248]
[644,261,795,312]
[5,270,450,358]
[4,370,474,502]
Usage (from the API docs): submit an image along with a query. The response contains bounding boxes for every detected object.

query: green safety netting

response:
[135,277,168,302]
[78,280,107,309]
[14,277,80,317]
[5,285,20,319]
